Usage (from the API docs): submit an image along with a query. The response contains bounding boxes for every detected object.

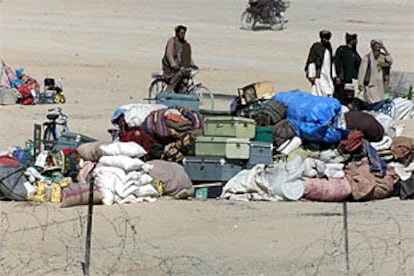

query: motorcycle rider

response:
[162,25,198,93]
[249,0,288,23]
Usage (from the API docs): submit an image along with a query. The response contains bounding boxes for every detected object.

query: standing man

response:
[162,25,198,93]
[334,33,361,104]
[304,30,336,97]
[358,39,393,103]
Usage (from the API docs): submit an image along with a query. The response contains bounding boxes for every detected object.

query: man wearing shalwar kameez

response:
[304,30,336,97]
[358,39,393,103]
[334,33,361,105]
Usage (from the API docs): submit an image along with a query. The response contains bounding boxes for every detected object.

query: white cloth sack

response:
[100,141,146,157]
[221,164,278,201]
[266,156,306,200]
[303,158,326,178]
[99,155,145,171]
[121,103,166,127]
[94,165,156,205]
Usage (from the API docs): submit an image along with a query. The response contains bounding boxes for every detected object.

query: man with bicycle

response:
[162,25,198,93]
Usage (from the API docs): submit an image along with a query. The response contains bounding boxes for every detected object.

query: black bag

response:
[272,119,296,148]
[250,100,287,126]
[0,165,28,201]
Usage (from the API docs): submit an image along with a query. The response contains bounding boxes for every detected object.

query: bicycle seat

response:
[151,72,165,79]
[46,113,59,120]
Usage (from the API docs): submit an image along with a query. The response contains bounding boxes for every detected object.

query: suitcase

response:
[254,127,273,143]
[246,141,274,168]
[203,116,255,138]
[195,136,250,159]
[155,93,199,111]
[193,183,224,199]
[52,132,96,152]
[183,156,243,182]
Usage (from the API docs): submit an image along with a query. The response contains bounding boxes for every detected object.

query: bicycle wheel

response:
[192,85,214,111]
[240,11,255,30]
[148,78,168,102]
[43,127,56,150]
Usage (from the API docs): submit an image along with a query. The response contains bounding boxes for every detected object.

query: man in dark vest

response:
[162,25,198,93]
[334,32,361,104]
[304,30,335,97]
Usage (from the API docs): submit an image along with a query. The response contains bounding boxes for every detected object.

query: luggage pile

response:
[0,60,65,105]
[184,116,271,197]
[1,81,414,207]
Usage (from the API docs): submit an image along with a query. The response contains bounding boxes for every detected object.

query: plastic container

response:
[50,183,62,203]
[254,127,273,142]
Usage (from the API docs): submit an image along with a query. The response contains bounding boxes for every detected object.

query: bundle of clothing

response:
[112,104,204,163]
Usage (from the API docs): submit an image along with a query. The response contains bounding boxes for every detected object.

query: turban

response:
[370,39,383,47]
[319,30,332,39]
[345,32,357,43]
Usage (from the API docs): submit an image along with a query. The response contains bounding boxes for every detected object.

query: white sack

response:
[121,103,166,127]
[99,155,144,171]
[266,156,305,200]
[100,141,146,157]
[221,164,279,201]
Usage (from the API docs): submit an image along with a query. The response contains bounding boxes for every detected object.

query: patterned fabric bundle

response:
[144,107,203,138]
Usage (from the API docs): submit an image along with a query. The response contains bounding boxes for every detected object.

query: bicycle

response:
[148,67,215,110]
[42,107,69,150]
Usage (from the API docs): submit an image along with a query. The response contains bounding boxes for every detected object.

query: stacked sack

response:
[93,142,158,205]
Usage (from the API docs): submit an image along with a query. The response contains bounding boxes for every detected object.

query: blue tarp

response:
[273,90,347,143]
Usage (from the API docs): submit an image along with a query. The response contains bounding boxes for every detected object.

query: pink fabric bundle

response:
[303,177,352,202]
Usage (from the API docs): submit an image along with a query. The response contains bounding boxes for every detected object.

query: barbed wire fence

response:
[0,200,413,275]
[0,201,220,276]
[289,202,414,276]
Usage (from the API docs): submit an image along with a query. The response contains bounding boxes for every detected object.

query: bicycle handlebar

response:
[47,107,68,120]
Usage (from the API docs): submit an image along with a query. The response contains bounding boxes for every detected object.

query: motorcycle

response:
[240,0,290,31]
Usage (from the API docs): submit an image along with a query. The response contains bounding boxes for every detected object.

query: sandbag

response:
[274,90,346,143]
[391,136,414,166]
[304,177,351,202]
[147,160,192,196]
[98,155,144,171]
[77,141,108,162]
[100,141,146,157]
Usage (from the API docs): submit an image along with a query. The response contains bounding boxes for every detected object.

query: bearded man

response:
[334,33,361,104]
[304,30,336,97]
[358,39,393,103]
[162,25,198,93]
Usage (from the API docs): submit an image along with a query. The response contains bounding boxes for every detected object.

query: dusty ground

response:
[0,0,414,275]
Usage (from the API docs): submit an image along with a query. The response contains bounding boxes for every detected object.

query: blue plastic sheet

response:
[274,90,347,143]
